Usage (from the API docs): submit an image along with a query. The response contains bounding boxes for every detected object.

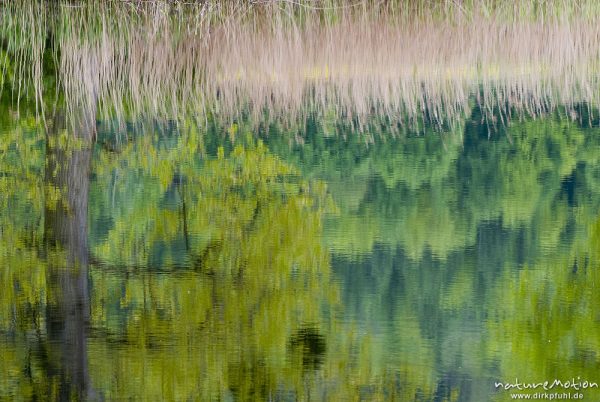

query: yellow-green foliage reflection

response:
[487,214,600,401]
[87,136,339,400]
[0,113,52,400]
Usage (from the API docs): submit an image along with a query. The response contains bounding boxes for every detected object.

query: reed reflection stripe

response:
[4,1,600,130]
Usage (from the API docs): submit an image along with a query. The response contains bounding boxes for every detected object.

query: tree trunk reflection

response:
[43,113,95,400]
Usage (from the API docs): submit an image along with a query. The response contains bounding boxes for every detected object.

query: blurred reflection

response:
[2,109,600,401]
[289,326,327,371]
[43,113,95,400]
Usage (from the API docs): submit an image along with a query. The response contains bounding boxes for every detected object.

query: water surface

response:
[1,108,600,401]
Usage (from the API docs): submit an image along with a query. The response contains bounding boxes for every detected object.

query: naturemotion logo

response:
[494,378,598,392]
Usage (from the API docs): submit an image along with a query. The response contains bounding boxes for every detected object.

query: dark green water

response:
[1,110,600,401]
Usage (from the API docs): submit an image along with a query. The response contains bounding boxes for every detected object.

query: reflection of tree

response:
[265,117,470,258]
[1,24,102,396]
[4,98,600,400]
[260,110,600,261]
[485,216,600,399]
[43,112,95,400]
[236,110,600,399]
[86,135,342,400]
[0,101,96,399]
[321,113,600,400]
[0,109,49,400]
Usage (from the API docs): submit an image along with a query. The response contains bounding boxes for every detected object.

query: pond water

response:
[1,108,600,401]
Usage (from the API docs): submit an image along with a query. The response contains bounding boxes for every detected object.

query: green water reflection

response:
[1,109,600,401]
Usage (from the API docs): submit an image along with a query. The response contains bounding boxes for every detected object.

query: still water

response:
[1,110,600,401]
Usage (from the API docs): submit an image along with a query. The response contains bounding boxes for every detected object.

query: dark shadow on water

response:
[289,325,327,371]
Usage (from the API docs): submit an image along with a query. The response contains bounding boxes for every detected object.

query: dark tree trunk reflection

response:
[43,113,95,400]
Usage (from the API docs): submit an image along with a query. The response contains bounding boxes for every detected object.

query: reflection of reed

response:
[4,1,600,129]
[200,19,600,127]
